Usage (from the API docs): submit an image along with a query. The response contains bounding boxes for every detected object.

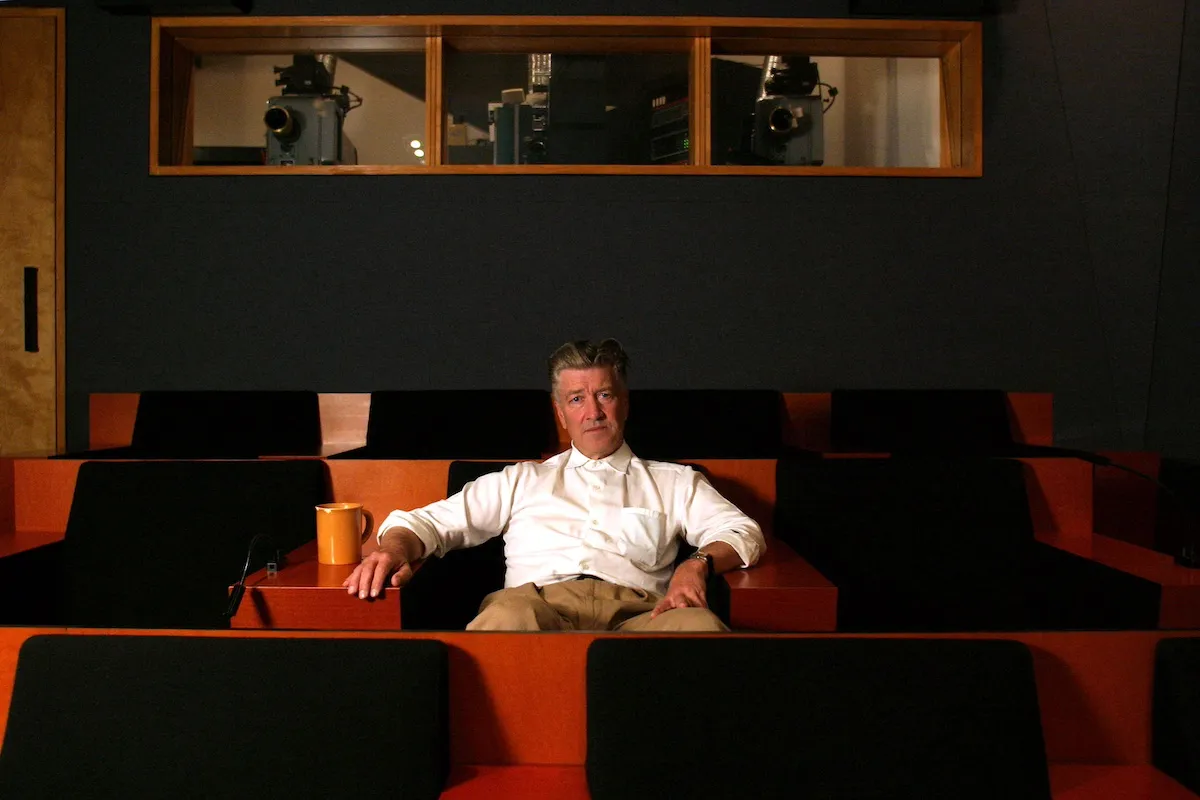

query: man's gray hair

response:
[548,339,629,394]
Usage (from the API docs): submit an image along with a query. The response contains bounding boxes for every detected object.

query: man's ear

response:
[552,397,566,429]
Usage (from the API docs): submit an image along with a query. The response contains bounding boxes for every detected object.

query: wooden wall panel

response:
[0,12,60,457]
[1009,393,1055,447]
[784,393,832,451]
[12,458,79,535]
[326,459,454,538]
[1094,452,1161,549]
[690,458,775,538]
[88,393,139,449]
[0,458,13,535]
[317,393,370,448]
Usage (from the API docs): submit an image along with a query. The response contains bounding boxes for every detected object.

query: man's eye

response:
[599,392,612,400]
[569,396,582,404]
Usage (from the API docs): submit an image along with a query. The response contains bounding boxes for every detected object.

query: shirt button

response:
[591,485,600,492]
[580,561,590,570]
[590,519,599,526]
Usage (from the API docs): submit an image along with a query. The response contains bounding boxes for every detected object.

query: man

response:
[343,339,765,631]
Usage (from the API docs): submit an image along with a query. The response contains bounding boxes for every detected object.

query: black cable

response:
[817,82,839,114]
[224,533,283,619]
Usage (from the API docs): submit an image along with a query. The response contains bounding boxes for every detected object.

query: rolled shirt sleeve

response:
[377,467,517,559]
[679,469,766,568]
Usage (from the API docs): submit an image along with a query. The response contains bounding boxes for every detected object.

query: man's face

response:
[553,366,629,460]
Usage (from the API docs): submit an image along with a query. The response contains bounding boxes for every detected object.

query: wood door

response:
[0,10,63,456]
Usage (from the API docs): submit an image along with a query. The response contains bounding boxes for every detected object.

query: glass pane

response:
[443,52,690,166]
[191,52,427,166]
[712,55,942,168]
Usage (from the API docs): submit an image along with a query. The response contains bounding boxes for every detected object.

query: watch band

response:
[687,550,714,577]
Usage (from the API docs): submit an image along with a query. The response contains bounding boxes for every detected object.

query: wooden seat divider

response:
[0,457,80,558]
[1,627,1198,799]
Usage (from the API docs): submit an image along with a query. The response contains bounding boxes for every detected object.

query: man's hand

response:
[650,557,708,618]
[343,527,424,600]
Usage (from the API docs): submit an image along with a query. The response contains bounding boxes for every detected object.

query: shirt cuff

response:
[377,511,443,560]
[700,531,762,569]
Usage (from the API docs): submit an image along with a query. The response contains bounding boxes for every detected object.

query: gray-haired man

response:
[344,339,765,631]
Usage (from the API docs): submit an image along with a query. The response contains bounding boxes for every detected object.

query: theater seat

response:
[0,635,448,799]
[1154,637,1200,795]
[59,390,322,458]
[330,390,558,459]
[587,637,1051,800]
[0,460,329,628]
[775,456,1161,631]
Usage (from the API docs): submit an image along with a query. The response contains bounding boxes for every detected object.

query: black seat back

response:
[830,389,1014,453]
[130,390,322,457]
[401,461,514,630]
[1154,457,1200,558]
[777,455,1035,575]
[775,456,1036,630]
[0,634,448,799]
[1154,637,1200,795]
[624,390,784,459]
[62,460,328,628]
[335,390,557,458]
[587,637,1050,800]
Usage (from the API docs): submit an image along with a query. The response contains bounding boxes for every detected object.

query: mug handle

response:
[360,509,375,543]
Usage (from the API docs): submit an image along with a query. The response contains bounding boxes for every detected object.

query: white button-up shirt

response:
[378,442,765,596]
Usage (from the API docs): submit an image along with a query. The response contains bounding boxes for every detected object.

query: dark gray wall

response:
[48,0,1198,453]
[1147,0,1200,456]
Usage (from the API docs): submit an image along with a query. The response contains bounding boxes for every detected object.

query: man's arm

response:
[679,470,766,569]
[651,468,767,618]
[343,526,427,599]
[342,466,521,600]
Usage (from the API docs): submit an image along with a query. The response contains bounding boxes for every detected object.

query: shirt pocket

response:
[619,507,670,569]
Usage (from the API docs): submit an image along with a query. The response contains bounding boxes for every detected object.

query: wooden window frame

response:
[150,15,982,177]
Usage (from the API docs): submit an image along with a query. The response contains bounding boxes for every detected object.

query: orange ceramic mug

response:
[315,503,374,565]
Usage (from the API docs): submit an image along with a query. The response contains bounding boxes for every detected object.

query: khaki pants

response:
[465,578,728,632]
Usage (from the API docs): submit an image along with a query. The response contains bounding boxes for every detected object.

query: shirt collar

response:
[566,441,633,474]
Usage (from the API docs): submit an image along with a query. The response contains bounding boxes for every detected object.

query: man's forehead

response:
[557,367,620,391]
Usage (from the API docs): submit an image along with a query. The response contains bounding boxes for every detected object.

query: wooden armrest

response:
[1049,764,1199,800]
[723,540,838,632]
[230,540,408,630]
[1037,531,1200,628]
[442,766,588,800]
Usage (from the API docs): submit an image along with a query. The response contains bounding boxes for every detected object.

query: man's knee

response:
[466,588,563,631]
[634,607,729,633]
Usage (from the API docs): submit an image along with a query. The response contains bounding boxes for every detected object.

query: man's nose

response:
[585,396,606,419]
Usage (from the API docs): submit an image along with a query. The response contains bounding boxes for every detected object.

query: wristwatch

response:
[687,550,714,577]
